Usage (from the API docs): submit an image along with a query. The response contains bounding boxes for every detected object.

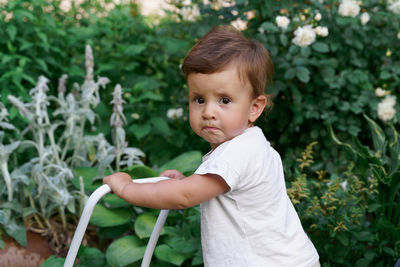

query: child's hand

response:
[159,169,185,179]
[103,172,132,197]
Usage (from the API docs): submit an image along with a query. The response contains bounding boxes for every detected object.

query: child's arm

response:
[103,171,229,210]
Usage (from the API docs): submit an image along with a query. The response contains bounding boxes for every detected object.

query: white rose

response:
[388,1,400,14]
[181,5,200,21]
[292,25,316,47]
[377,95,397,122]
[314,26,329,37]
[167,108,184,119]
[231,17,248,31]
[338,0,360,17]
[275,16,290,30]
[360,12,370,25]
[360,12,371,25]
[340,181,348,191]
[375,87,389,97]
[315,12,322,21]
[131,113,140,120]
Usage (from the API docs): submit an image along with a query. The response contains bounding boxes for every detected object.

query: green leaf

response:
[336,233,349,246]
[137,91,163,101]
[284,68,296,80]
[129,123,151,140]
[4,218,27,246]
[279,34,288,46]
[102,194,131,208]
[155,244,189,266]
[363,114,385,153]
[40,255,65,267]
[296,66,310,83]
[35,58,48,73]
[6,25,17,42]
[77,246,106,267]
[123,165,158,179]
[312,42,329,53]
[158,151,202,175]
[379,71,391,80]
[260,22,278,33]
[105,236,146,266]
[71,167,104,193]
[124,44,146,56]
[134,212,158,239]
[354,231,374,242]
[368,203,382,213]
[300,47,311,57]
[150,117,171,136]
[90,204,131,227]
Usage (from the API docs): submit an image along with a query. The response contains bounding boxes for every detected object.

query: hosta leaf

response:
[134,212,159,239]
[158,151,202,175]
[77,246,106,267]
[90,204,131,227]
[40,255,65,267]
[123,165,157,179]
[363,114,385,152]
[106,236,145,266]
[155,244,190,266]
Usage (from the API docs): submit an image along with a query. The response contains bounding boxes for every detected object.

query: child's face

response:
[188,64,266,150]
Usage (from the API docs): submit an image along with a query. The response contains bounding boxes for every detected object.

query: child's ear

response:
[249,95,267,123]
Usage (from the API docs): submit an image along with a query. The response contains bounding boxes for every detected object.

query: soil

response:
[0,216,100,267]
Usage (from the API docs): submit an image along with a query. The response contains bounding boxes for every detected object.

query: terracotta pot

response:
[0,231,53,267]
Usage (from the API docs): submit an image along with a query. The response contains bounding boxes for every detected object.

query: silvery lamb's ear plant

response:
[1,44,145,248]
[0,102,20,202]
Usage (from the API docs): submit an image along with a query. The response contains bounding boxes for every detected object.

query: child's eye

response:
[220,97,231,104]
[195,97,205,104]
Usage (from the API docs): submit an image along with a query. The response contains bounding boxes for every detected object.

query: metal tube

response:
[64,184,111,267]
[64,177,170,267]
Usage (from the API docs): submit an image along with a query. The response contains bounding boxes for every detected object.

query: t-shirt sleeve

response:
[194,156,240,190]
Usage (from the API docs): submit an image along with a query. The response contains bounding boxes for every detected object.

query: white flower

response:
[181,4,200,21]
[360,12,370,25]
[314,26,329,37]
[338,0,360,17]
[59,0,71,12]
[231,17,248,31]
[275,16,290,30]
[340,181,348,190]
[315,12,322,21]
[167,108,183,119]
[131,113,140,120]
[292,25,316,47]
[388,1,400,14]
[377,95,397,122]
[375,87,389,97]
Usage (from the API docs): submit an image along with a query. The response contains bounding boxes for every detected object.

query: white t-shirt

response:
[194,126,319,267]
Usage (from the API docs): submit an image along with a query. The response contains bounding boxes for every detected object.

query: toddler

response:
[104,25,320,267]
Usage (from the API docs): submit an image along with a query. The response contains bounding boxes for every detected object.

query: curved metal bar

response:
[64,176,170,267]
[141,209,170,267]
[64,184,111,267]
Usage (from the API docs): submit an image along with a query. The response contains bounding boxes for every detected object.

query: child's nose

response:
[202,103,216,120]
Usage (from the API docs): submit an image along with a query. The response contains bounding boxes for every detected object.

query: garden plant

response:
[0,0,399,266]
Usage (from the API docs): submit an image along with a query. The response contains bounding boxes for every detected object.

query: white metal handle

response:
[64,176,170,267]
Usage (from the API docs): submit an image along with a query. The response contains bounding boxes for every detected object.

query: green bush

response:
[2,0,400,266]
[242,0,400,167]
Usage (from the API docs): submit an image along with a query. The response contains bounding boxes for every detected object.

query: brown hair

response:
[182,25,274,100]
